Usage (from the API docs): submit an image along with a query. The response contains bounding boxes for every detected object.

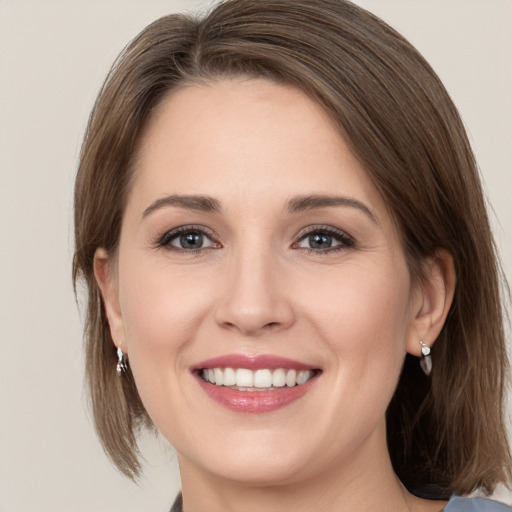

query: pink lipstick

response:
[192,354,320,413]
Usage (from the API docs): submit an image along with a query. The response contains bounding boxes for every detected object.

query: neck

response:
[177,423,424,512]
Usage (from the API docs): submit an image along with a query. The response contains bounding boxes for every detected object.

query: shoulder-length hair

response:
[73,0,510,496]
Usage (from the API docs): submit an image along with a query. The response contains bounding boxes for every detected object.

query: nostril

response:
[215,296,295,335]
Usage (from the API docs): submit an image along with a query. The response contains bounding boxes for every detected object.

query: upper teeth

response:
[201,368,314,389]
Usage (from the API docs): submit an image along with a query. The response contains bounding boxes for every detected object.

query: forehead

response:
[129,78,386,217]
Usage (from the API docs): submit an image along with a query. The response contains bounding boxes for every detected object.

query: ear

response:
[93,248,126,352]
[406,249,456,357]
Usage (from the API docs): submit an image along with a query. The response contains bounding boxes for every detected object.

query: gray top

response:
[443,497,510,511]
[171,494,510,511]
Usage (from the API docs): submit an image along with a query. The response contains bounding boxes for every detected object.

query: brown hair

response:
[73,0,511,496]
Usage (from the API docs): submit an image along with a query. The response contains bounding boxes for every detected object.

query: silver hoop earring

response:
[419,340,432,376]
[116,347,128,375]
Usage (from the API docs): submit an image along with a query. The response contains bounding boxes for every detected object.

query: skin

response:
[95,78,455,512]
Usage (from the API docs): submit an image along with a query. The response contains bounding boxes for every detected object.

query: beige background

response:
[1,1,511,511]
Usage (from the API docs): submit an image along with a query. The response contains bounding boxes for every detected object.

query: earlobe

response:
[407,249,456,357]
[93,248,126,351]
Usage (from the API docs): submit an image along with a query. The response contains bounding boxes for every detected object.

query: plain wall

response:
[1,1,510,511]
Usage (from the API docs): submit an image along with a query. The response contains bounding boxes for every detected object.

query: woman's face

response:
[99,78,426,486]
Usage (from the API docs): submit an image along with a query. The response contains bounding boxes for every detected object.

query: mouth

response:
[192,355,321,413]
[198,367,317,391]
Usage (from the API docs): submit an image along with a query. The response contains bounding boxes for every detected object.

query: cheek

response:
[116,258,215,417]
[119,252,214,347]
[306,260,412,405]
[306,257,410,335]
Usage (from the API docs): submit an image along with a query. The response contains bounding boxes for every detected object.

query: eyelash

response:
[154,224,355,254]
[293,225,355,254]
[155,225,220,254]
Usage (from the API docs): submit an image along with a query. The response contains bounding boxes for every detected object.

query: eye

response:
[295,227,354,252]
[157,226,219,252]
[172,231,213,250]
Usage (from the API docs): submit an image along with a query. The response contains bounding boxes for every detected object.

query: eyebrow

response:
[285,195,377,223]
[141,193,377,223]
[142,194,222,218]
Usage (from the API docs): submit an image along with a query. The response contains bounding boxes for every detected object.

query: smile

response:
[193,355,321,413]
[200,367,315,390]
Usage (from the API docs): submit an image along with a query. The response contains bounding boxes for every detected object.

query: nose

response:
[214,246,295,337]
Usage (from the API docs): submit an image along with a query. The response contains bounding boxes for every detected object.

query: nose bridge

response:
[215,236,294,335]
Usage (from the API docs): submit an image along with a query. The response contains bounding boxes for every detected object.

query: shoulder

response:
[443,496,511,511]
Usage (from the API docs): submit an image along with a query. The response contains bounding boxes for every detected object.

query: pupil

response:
[180,232,203,249]
[310,233,331,249]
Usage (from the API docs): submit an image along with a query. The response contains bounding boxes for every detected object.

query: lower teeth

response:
[230,386,279,391]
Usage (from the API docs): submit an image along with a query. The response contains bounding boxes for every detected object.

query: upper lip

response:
[192,354,317,371]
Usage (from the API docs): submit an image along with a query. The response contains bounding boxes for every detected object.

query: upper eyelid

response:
[162,224,216,235]
[294,224,354,240]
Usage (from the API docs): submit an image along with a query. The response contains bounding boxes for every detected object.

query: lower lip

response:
[196,374,318,413]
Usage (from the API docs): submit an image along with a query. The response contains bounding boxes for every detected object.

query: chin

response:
[176,428,317,486]
[204,454,308,487]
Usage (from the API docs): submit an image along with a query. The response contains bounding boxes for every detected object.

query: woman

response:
[73,0,511,510]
